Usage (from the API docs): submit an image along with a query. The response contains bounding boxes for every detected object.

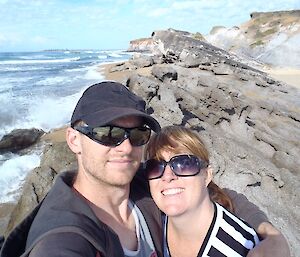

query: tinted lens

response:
[171,155,200,176]
[145,159,165,180]
[145,155,207,180]
[91,126,150,146]
[93,126,125,146]
[129,127,151,146]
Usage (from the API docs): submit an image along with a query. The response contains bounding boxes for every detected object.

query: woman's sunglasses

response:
[145,154,208,180]
[73,124,151,147]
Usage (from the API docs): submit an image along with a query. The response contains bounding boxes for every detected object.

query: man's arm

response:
[223,188,269,229]
[223,188,290,257]
[28,233,99,257]
[247,222,290,257]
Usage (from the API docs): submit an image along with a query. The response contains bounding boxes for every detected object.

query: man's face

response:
[78,116,144,188]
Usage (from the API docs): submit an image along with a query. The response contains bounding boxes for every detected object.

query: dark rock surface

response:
[2,29,299,256]
[0,129,44,154]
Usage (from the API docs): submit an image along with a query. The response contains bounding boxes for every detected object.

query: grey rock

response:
[110,62,136,72]
[151,65,178,82]
[0,128,44,154]
[212,63,234,75]
[129,56,154,69]
[126,74,159,102]
[272,151,300,174]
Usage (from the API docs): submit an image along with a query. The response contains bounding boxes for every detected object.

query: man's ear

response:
[66,127,82,154]
[205,165,213,187]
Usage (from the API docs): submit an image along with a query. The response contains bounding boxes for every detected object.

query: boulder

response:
[151,65,178,82]
[129,55,154,69]
[0,128,44,154]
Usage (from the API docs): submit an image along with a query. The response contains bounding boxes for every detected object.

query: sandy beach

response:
[263,67,300,89]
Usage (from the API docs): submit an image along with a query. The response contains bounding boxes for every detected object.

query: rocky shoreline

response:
[1,29,299,256]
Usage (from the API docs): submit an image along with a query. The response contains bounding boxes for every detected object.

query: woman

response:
[144,126,260,257]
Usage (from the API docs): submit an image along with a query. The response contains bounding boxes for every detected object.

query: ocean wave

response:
[19,54,49,60]
[85,68,104,80]
[107,53,123,58]
[0,57,81,65]
[35,76,72,86]
[98,55,107,59]
[24,92,83,131]
[0,152,41,203]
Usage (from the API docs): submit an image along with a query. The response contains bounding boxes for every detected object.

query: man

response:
[0,81,290,257]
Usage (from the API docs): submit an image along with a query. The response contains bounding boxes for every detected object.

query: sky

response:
[1,0,300,52]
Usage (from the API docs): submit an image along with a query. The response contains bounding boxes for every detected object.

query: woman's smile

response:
[161,187,185,196]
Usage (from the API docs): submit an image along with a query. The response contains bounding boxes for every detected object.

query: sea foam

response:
[0,152,41,203]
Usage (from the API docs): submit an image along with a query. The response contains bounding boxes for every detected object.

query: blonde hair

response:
[145,125,234,212]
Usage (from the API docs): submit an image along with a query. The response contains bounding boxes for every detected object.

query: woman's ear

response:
[66,127,82,154]
[205,165,213,187]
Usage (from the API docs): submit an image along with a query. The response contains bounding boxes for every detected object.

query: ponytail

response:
[208,181,234,213]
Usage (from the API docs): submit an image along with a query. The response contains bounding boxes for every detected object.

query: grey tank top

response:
[123,201,158,257]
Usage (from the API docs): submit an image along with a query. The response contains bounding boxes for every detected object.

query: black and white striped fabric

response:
[163,202,260,257]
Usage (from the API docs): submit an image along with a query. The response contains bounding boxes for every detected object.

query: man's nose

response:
[115,138,133,153]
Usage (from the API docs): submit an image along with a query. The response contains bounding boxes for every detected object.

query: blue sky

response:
[1,0,300,52]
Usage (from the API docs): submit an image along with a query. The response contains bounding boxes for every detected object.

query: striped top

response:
[163,202,260,257]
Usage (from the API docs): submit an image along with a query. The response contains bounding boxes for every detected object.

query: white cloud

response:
[172,1,199,10]
[0,34,6,45]
[148,7,170,17]
[0,32,24,50]
[172,0,224,10]
[31,36,49,45]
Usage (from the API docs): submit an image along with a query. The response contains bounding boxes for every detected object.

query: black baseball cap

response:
[71,81,161,132]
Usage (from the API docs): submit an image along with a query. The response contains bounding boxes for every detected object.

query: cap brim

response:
[82,107,161,132]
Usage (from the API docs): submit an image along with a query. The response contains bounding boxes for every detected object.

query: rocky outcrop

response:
[127,38,154,52]
[250,10,300,19]
[152,29,264,72]
[128,29,206,53]
[206,10,300,68]
[0,129,45,154]
[3,29,300,256]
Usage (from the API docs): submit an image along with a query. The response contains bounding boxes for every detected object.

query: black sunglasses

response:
[73,124,151,147]
[145,154,208,180]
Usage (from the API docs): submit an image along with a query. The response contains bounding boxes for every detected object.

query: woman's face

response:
[149,151,212,217]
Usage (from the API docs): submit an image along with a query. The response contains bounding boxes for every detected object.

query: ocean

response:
[0,49,132,203]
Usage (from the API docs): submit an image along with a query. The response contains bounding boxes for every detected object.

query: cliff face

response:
[127,38,154,52]
[250,10,300,18]
[206,10,300,68]
[127,29,205,52]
